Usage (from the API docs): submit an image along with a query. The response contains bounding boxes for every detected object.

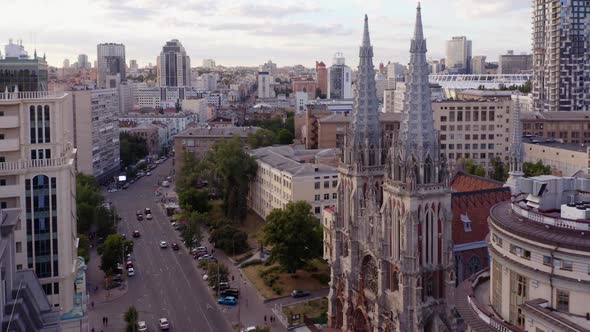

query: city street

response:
[87,158,233,332]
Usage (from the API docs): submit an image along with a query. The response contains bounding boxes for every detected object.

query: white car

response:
[240,327,257,332]
[146,172,152,176]
[158,318,170,330]
[146,214,153,220]
[202,274,209,281]
[127,267,135,276]
[160,241,168,248]
[137,321,148,331]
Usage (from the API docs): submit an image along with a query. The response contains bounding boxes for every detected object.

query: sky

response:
[0,0,531,68]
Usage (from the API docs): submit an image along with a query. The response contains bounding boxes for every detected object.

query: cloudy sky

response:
[0,0,531,68]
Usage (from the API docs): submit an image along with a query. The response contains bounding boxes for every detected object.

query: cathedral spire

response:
[505,95,524,193]
[362,14,371,48]
[414,2,424,43]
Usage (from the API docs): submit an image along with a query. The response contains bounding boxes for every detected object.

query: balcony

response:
[0,115,19,128]
[0,156,74,174]
[0,184,20,197]
[0,138,19,152]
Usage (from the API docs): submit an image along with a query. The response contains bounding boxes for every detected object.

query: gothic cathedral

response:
[328,4,457,331]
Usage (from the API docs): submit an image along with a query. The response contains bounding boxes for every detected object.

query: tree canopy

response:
[462,158,486,177]
[100,234,134,276]
[178,188,210,213]
[248,129,277,149]
[524,160,552,177]
[120,132,148,167]
[490,157,509,182]
[124,306,139,332]
[76,174,104,233]
[180,211,206,249]
[263,201,323,273]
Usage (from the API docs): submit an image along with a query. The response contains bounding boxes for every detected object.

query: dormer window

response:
[461,213,472,232]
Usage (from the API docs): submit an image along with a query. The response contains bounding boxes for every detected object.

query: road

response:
[89,158,233,332]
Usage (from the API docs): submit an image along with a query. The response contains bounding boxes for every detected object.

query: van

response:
[162,181,170,187]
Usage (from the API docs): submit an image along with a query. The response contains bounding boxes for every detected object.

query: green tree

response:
[463,158,486,177]
[96,206,117,239]
[178,188,211,213]
[78,234,90,263]
[124,305,139,332]
[210,223,249,255]
[248,129,277,149]
[180,211,206,249]
[490,157,509,182]
[263,201,323,273]
[207,261,229,288]
[176,152,204,194]
[100,234,134,276]
[524,160,551,177]
[120,132,148,167]
[205,136,257,222]
[76,174,104,233]
[277,128,293,145]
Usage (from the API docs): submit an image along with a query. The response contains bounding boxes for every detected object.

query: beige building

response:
[456,175,590,332]
[173,126,260,174]
[119,121,161,156]
[248,146,338,219]
[0,91,85,323]
[521,111,590,144]
[524,139,589,176]
[433,98,513,171]
[321,206,336,263]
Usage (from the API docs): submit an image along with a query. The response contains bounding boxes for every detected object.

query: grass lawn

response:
[282,297,328,325]
[242,259,330,299]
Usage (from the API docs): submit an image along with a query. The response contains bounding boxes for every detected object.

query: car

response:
[137,214,144,221]
[123,183,130,190]
[136,210,142,216]
[240,327,257,332]
[197,254,213,260]
[137,321,148,332]
[291,289,311,298]
[171,243,179,251]
[217,296,238,305]
[213,282,230,291]
[146,214,153,220]
[161,181,170,187]
[158,318,170,330]
[160,241,168,248]
[127,267,135,276]
[171,221,178,227]
[112,274,122,282]
[202,274,209,281]
[193,251,209,259]
[125,260,133,269]
[146,171,152,176]
[133,230,140,238]
[145,208,151,214]
[106,281,122,290]
[195,246,207,252]
[220,288,240,298]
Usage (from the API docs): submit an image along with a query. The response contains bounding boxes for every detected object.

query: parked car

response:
[125,260,133,269]
[137,214,143,221]
[123,183,130,190]
[158,318,170,330]
[220,288,240,298]
[112,274,122,282]
[145,208,151,214]
[217,296,238,305]
[240,327,257,332]
[171,243,179,251]
[127,267,135,276]
[137,321,148,332]
[106,281,122,290]
[146,214,153,220]
[133,230,140,238]
[197,254,214,261]
[147,171,152,176]
[213,282,230,291]
[160,241,168,248]
[291,289,311,298]
[202,274,209,281]
[161,181,170,187]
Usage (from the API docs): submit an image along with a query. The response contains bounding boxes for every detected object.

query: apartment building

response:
[119,121,161,156]
[173,126,260,174]
[119,110,195,145]
[71,89,120,181]
[524,137,588,176]
[0,91,82,320]
[321,206,336,263]
[248,146,338,219]
[521,111,590,143]
[433,98,513,171]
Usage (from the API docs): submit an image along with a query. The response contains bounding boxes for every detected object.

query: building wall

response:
[524,143,587,176]
[97,43,125,89]
[257,72,274,99]
[522,117,590,143]
[498,54,532,74]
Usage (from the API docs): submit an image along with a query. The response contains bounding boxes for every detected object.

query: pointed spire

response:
[34,49,37,59]
[414,2,424,42]
[362,14,371,48]
[506,94,524,193]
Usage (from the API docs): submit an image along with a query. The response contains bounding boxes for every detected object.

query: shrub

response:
[272,285,284,295]
[209,224,249,254]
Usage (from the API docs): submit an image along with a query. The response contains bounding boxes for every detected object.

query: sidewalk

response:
[86,245,128,305]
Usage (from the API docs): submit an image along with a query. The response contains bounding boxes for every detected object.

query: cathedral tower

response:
[505,95,524,194]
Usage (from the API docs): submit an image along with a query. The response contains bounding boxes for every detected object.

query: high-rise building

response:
[386,62,406,81]
[327,8,456,330]
[157,39,191,87]
[498,50,532,74]
[202,59,216,69]
[445,36,472,74]
[71,89,121,181]
[260,60,277,76]
[77,54,89,70]
[471,55,486,74]
[533,0,590,111]
[327,53,352,99]
[0,40,48,92]
[62,59,70,69]
[257,71,274,99]
[129,59,138,70]
[315,61,328,97]
[0,90,85,321]
[97,43,126,89]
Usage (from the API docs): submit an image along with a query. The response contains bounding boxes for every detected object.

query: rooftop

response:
[249,146,338,176]
[175,126,260,138]
[523,136,588,153]
[457,89,514,97]
[521,111,590,121]
[317,112,401,124]
[450,171,506,192]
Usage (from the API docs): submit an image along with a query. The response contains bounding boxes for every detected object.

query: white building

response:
[0,90,84,321]
[118,81,133,114]
[119,111,195,144]
[259,60,277,76]
[445,36,472,74]
[471,55,486,74]
[257,71,274,99]
[133,84,161,109]
[327,53,352,99]
[295,91,308,113]
[181,97,208,124]
[97,43,126,88]
[157,39,191,87]
[386,62,406,80]
[202,59,216,69]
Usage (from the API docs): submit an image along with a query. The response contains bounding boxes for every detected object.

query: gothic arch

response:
[424,155,433,184]
[361,255,379,294]
[334,298,344,328]
[353,307,371,332]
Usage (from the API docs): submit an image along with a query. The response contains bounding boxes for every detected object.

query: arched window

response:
[394,157,402,181]
[44,105,51,143]
[467,256,482,277]
[424,209,436,265]
[424,156,433,184]
[368,145,375,166]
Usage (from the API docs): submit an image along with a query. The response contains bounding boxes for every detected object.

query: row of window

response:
[441,134,497,141]
[440,110,498,122]
[448,152,496,160]
[442,143,495,150]
[314,180,338,189]
[315,193,337,201]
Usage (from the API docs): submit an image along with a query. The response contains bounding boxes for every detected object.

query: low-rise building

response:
[119,121,162,156]
[521,111,590,144]
[248,146,339,219]
[173,126,260,174]
[119,110,195,145]
[524,137,588,176]
[291,77,317,99]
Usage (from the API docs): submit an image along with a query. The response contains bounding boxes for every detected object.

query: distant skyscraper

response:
[533,0,590,111]
[386,62,406,81]
[63,58,70,69]
[129,59,138,70]
[0,39,48,92]
[499,50,532,74]
[315,61,328,97]
[78,54,89,70]
[471,55,486,74]
[327,53,352,99]
[97,43,126,88]
[202,58,216,69]
[157,39,191,87]
[257,71,274,99]
[260,60,277,76]
[445,36,472,73]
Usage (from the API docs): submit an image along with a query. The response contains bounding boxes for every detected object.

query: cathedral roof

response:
[450,172,505,192]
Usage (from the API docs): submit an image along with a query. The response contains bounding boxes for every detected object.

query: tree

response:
[277,128,293,145]
[178,188,211,213]
[463,159,486,177]
[205,136,257,222]
[524,160,551,177]
[180,211,206,249]
[78,234,90,263]
[490,157,509,182]
[263,201,323,273]
[207,261,229,288]
[210,223,249,255]
[124,305,139,332]
[76,174,104,233]
[120,133,148,167]
[176,152,204,194]
[96,206,117,239]
[248,129,276,149]
[100,234,134,276]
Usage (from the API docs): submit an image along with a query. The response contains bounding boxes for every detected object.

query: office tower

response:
[157,39,191,87]
[471,55,486,74]
[202,59,216,69]
[327,53,352,99]
[257,71,274,99]
[260,60,277,76]
[533,0,590,111]
[0,90,84,320]
[71,89,120,181]
[0,39,48,92]
[445,36,472,73]
[63,59,70,69]
[77,54,89,70]
[129,59,138,70]
[499,50,532,74]
[386,62,406,81]
[97,43,126,88]
[315,61,327,97]
[328,7,456,331]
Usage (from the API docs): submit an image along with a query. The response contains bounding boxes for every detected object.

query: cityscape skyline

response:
[1,0,530,68]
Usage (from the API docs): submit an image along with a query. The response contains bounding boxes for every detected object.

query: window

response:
[332,193,337,199]
[324,194,330,200]
[0,179,5,186]
[16,264,22,271]
[53,282,60,295]
[561,260,573,271]
[440,116,447,122]
[441,125,447,131]
[314,195,320,201]
[324,181,329,188]
[465,111,471,121]
[0,156,4,163]
[16,242,22,253]
[457,111,463,121]
[556,289,569,312]
[492,234,502,246]
[332,180,337,187]
[481,111,487,121]
[0,202,6,209]
[314,207,321,214]
[449,111,455,121]
[314,182,320,189]
[0,134,4,140]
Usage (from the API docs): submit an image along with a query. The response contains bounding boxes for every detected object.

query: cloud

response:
[449,0,529,18]
[208,22,351,37]
[232,2,320,18]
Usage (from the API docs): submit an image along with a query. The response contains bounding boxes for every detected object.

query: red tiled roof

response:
[452,188,511,244]
[450,171,505,192]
